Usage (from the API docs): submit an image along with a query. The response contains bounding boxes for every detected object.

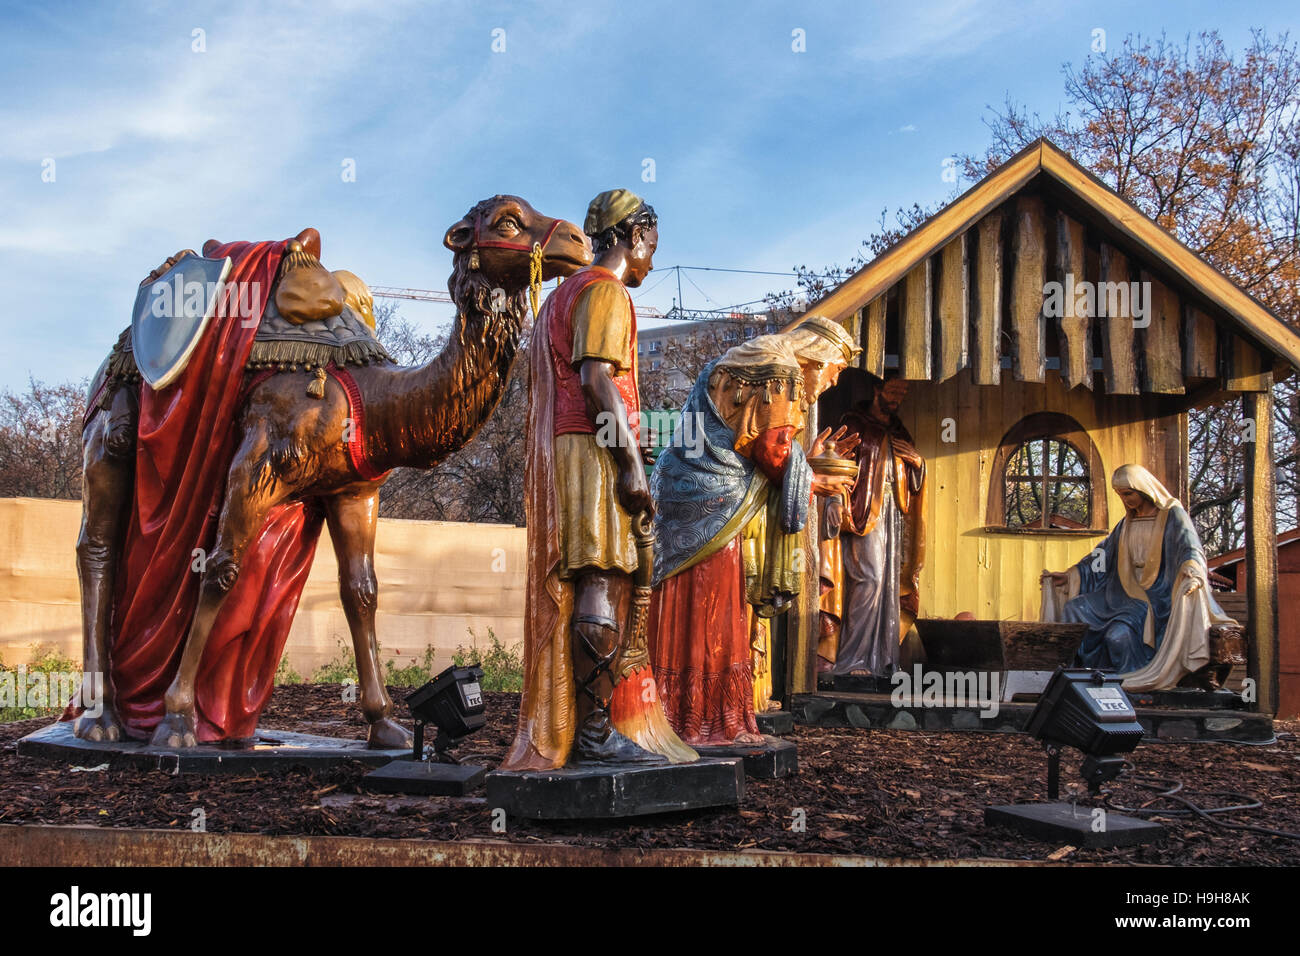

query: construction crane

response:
[371,285,668,319]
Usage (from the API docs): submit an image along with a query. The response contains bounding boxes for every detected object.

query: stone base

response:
[17,721,406,775]
[1127,687,1246,710]
[985,802,1166,848]
[693,735,797,778]
[756,710,795,736]
[791,692,1275,743]
[830,674,896,694]
[485,757,744,820]
[361,759,486,796]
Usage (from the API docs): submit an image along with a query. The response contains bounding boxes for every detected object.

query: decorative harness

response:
[470,216,562,320]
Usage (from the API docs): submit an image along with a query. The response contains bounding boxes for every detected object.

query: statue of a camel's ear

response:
[444,220,474,252]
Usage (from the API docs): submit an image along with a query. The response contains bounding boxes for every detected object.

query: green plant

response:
[385,644,437,687]
[309,637,359,684]
[274,655,304,685]
[0,643,83,723]
[453,627,523,692]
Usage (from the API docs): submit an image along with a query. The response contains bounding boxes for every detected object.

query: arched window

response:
[986,413,1107,533]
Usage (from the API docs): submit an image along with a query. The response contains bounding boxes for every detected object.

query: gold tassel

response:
[307,366,327,399]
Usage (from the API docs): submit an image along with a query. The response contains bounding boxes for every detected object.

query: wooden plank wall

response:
[901,260,933,379]
[935,235,969,382]
[1009,195,1047,382]
[1055,213,1092,390]
[971,211,1003,386]
[898,372,1184,623]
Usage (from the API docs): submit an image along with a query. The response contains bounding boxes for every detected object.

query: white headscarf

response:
[1111,464,1179,511]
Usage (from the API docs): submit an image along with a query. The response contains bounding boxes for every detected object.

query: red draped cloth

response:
[66,240,324,742]
[647,537,758,745]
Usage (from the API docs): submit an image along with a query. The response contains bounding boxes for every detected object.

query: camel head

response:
[442,195,591,328]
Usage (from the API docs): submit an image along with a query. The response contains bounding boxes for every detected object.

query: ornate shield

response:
[131,252,233,388]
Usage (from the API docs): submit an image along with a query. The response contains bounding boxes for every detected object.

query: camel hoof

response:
[150,713,198,749]
[74,711,123,743]
[367,718,413,751]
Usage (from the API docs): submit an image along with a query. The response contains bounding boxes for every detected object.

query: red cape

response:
[71,240,323,742]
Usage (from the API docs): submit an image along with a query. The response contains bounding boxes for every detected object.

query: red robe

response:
[68,240,323,742]
[648,426,795,745]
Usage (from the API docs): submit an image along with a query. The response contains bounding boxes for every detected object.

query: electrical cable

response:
[1101,767,1300,840]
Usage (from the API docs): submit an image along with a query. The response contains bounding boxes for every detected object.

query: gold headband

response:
[798,315,861,364]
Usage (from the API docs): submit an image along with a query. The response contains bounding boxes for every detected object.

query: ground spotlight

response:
[984,667,1164,847]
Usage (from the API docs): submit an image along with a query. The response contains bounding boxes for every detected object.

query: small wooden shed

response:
[786,138,1300,716]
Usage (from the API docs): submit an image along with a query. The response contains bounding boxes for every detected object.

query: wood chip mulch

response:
[2,684,1297,864]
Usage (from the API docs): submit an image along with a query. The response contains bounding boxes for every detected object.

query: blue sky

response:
[1,0,1295,390]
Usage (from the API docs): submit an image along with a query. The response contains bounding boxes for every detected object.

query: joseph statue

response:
[502,189,695,771]
[819,373,927,678]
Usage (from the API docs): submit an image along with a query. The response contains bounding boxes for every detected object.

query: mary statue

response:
[1042,464,1239,692]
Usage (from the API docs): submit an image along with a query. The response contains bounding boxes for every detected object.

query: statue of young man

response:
[821,373,927,679]
[502,189,695,771]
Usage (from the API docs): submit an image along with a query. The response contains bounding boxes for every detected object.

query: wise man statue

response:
[648,317,859,745]
[1043,464,1240,692]
[820,372,927,679]
[502,189,695,771]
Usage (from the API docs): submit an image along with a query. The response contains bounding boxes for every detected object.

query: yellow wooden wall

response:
[897,369,1185,623]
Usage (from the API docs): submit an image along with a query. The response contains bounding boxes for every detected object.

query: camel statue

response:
[73,195,591,749]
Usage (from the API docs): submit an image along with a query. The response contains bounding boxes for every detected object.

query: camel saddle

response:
[101,296,392,404]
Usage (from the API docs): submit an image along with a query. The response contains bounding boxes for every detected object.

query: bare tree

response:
[963,29,1300,551]
[0,378,87,500]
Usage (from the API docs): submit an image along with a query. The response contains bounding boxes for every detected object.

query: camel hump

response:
[333,270,375,330]
[294,228,322,259]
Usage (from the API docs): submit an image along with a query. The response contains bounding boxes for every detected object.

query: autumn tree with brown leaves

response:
[964,29,1300,552]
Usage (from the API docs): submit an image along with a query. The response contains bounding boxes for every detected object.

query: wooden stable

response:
[786,139,1299,716]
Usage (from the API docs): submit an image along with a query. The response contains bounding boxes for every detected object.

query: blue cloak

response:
[1067,503,1213,673]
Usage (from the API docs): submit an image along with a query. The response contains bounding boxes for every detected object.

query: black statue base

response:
[693,735,797,778]
[831,673,896,694]
[361,759,486,796]
[756,710,795,736]
[985,802,1166,848]
[17,721,406,775]
[486,757,744,820]
[1127,687,1246,710]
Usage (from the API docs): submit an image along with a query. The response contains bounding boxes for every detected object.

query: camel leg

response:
[150,440,283,748]
[323,490,412,750]
[73,385,137,741]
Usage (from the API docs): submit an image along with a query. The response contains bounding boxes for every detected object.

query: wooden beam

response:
[972,211,1002,386]
[843,304,864,371]
[1225,334,1273,392]
[1243,389,1279,714]
[1099,243,1138,394]
[935,234,969,383]
[863,295,886,378]
[901,259,932,380]
[1139,272,1184,394]
[1054,212,1092,389]
[1009,195,1047,382]
[1182,304,1218,383]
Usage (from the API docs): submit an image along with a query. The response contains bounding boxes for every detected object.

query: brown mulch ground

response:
[2,684,1298,864]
